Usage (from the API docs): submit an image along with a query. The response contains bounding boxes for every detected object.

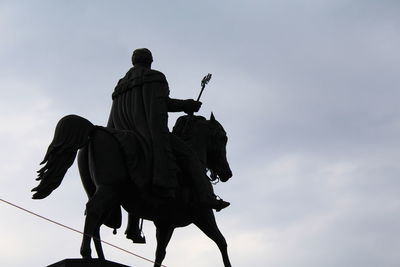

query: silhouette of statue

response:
[32,49,233,267]
[107,48,229,242]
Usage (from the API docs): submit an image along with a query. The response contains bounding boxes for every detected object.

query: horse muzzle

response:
[219,169,232,182]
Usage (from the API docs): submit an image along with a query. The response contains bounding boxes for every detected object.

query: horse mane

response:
[172,115,206,141]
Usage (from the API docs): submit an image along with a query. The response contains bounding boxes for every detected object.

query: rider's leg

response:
[170,135,229,211]
[125,213,146,243]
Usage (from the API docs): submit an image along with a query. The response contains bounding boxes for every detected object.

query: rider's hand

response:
[184,99,202,113]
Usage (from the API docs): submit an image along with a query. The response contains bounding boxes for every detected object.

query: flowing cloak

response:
[108,66,183,195]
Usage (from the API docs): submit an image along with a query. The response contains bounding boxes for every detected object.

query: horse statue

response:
[32,113,233,267]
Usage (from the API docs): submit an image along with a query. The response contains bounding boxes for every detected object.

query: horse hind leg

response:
[81,209,98,258]
[194,211,232,267]
[93,225,105,259]
[80,130,127,259]
[78,146,96,198]
[80,190,104,258]
[80,185,120,258]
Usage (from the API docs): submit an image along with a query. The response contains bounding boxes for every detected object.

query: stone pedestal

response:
[47,258,131,267]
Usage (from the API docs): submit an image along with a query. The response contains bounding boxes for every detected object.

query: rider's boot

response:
[125,214,146,244]
[199,174,230,211]
[202,196,230,212]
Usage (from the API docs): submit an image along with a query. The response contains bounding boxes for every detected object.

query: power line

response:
[0,198,166,267]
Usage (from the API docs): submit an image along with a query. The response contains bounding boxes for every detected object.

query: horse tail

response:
[32,115,94,199]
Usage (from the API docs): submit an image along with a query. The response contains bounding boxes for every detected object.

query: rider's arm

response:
[167,98,187,112]
[167,98,202,113]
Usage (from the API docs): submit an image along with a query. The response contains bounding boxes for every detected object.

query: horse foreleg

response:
[194,210,232,267]
[154,226,174,267]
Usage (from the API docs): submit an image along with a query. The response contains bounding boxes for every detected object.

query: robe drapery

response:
[108,66,181,195]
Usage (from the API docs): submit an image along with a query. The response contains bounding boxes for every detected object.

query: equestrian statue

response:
[32,48,233,267]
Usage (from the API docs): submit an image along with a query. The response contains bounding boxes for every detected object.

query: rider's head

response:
[132,48,153,68]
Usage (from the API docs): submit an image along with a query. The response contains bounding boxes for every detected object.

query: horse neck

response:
[186,125,209,167]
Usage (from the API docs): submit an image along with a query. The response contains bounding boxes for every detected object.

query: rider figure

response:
[107,48,230,243]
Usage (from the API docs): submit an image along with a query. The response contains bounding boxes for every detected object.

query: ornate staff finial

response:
[196,73,212,101]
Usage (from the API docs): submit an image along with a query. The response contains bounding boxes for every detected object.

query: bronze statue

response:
[108,48,229,243]
[32,49,233,267]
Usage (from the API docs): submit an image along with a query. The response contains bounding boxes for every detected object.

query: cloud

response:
[1,1,400,267]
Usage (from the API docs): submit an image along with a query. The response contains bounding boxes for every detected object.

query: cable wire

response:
[0,198,166,267]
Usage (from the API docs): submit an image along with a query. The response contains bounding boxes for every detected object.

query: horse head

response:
[206,113,232,182]
[172,113,232,182]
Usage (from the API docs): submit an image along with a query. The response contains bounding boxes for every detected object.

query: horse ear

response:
[210,112,216,122]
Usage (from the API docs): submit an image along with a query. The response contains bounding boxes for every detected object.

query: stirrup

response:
[131,234,146,244]
[126,231,146,244]
[125,218,146,244]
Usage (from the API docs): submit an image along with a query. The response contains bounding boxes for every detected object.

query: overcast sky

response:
[1,1,400,267]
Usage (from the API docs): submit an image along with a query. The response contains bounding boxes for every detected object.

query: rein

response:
[208,170,220,185]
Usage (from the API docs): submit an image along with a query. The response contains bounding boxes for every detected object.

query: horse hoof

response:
[81,253,92,259]
[80,248,92,259]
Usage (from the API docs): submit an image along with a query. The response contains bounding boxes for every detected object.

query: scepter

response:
[195,73,220,183]
[184,73,212,117]
[196,73,212,102]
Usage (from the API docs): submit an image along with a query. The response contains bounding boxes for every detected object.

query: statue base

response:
[47,258,130,267]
